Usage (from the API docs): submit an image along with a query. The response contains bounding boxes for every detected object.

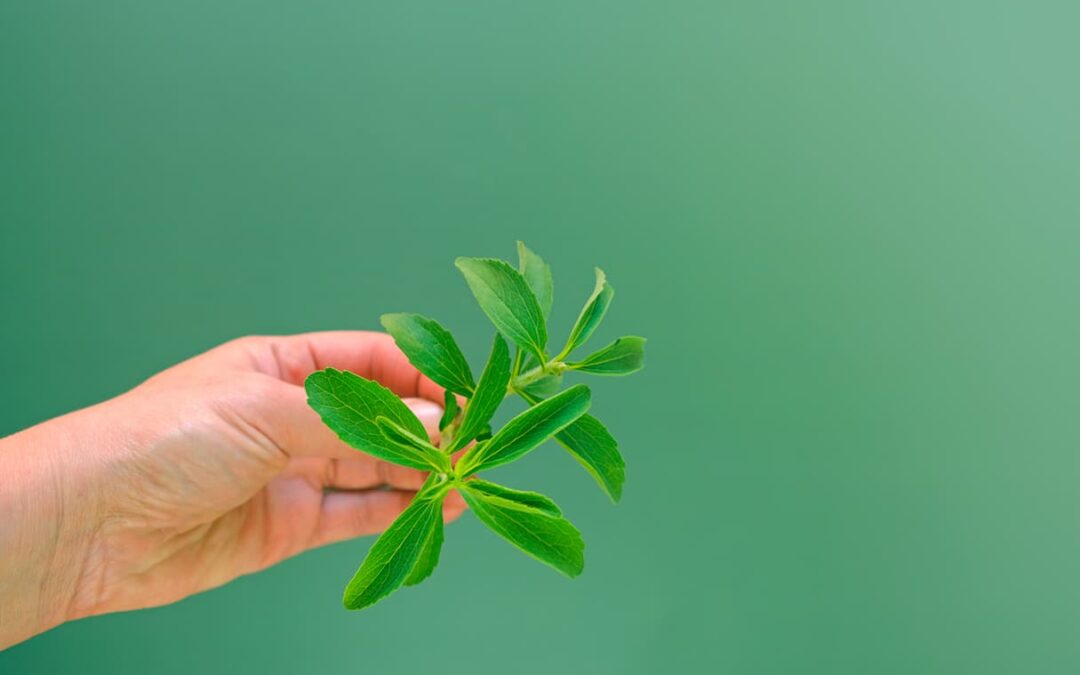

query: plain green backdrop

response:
[2,1,1079,673]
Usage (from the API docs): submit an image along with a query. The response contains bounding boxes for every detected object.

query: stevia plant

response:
[304,242,645,609]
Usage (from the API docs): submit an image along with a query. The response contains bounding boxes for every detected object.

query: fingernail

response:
[403,397,443,426]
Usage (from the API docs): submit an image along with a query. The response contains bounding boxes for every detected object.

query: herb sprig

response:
[305,242,645,609]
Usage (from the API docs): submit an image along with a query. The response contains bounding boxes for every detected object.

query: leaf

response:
[520,392,626,502]
[458,385,592,476]
[439,389,459,432]
[520,372,564,398]
[376,417,450,472]
[455,257,548,364]
[568,336,646,376]
[404,491,445,586]
[449,334,511,452]
[517,241,554,320]
[562,268,614,356]
[380,313,475,396]
[342,492,444,609]
[305,368,432,470]
[463,478,562,517]
[460,481,584,577]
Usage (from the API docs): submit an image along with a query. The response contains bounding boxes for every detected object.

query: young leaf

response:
[521,372,563,398]
[305,368,432,470]
[562,268,614,356]
[460,481,584,577]
[376,417,450,472]
[517,241,554,320]
[567,336,646,376]
[458,385,592,476]
[520,392,626,503]
[455,257,548,364]
[439,389,459,432]
[449,334,511,452]
[381,313,475,396]
[342,493,444,609]
[463,478,562,517]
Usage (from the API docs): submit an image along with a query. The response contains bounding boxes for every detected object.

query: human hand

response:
[0,332,466,649]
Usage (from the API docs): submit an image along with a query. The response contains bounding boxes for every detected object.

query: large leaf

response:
[520,392,626,503]
[455,257,548,364]
[449,334,511,452]
[562,268,614,356]
[458,385,591,476]
[380,313,475,396]
[568,336,646,376]
[305,368,432,470]
[376,417,450,472]
[460,481,584,577]
[342,492,444,609]
[517,241,554,320]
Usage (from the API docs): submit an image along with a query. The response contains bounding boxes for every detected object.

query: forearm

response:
[0,412,107,649]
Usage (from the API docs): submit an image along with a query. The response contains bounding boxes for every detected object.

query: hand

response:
[0,332,466,649]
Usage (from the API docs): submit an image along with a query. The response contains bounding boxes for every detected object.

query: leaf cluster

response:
[305,242,645,609]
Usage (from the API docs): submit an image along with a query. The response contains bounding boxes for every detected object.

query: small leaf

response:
[342,493,444,609]
[517,241,554,320]
[455,257,547,364]
[305,369,431,470]
[381,313,476,396]
[439,389,459,433]
[458,385,591,476]
[449,334,511,452]
[568,337,646,376]
[519,392,626,502]
[563,268,614,356]
[520,372,564,398]
[460,481,584,577]
[463,478,562,517]
[376,417,450,472]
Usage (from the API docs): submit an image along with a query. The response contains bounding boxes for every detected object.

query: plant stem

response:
[507,359,567,395]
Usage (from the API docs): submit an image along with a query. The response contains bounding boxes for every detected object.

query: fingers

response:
[248,380,445,461]
[313,488,467,548]
[230,331,447,402]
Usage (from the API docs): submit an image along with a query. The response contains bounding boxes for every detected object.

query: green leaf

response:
[376,417,450,472]
[449,334,511,452]
[568,337,646,376]
[455,257,548,364]
[404,490,445,586]
[305,368,432,470]
[562,268,614,356]
[517,241,554,320]
[380,313,475,396]
[521,372,564,398]
[519,392,626,502]
[458,385,592,476]
[463,478,562,517]
[439,389,459,433]
[460,481,584,577]
[342,492,444,609]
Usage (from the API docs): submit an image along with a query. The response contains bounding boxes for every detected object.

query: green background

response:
[2,1,1079,673]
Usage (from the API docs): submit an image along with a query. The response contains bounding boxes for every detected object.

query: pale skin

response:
[0,332,466,650]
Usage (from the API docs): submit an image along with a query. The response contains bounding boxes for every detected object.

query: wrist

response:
[0,410,108,648]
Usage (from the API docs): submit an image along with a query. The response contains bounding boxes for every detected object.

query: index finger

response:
[234,331,448,402]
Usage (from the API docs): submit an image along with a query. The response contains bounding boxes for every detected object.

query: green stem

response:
[506,358,568,395]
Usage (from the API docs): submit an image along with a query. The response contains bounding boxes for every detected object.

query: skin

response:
[0,332,466,650]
